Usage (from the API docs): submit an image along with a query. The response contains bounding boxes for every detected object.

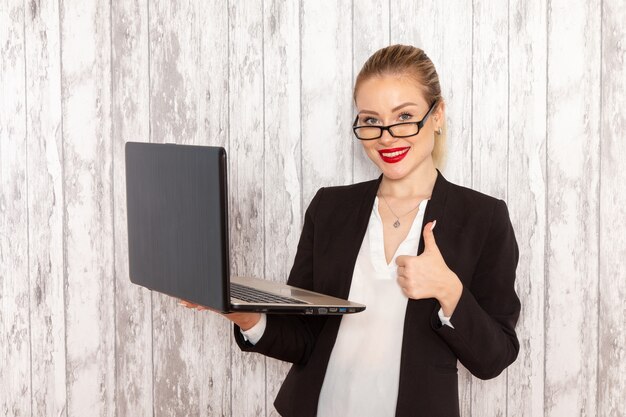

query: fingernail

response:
[430,220,437,231]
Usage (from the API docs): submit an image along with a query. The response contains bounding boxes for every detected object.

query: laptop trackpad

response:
[277,288,313,298]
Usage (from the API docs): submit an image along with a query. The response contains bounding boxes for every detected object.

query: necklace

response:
[378,193,423,228]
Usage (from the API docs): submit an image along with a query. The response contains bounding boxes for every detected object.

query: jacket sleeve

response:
[232,187,328,365]
[431,198,521,380]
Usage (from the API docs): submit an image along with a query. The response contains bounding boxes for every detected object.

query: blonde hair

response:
[353,44,447,169]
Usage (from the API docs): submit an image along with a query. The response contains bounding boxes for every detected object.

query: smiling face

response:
[354,74,444,181]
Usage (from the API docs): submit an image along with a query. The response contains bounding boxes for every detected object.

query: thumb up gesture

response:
[395,220,463,316]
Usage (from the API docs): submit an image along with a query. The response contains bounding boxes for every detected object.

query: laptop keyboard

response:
[230,283,307,305]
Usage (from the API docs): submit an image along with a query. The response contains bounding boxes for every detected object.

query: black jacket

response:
[234,169,521,417]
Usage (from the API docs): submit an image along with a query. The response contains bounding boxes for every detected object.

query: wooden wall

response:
[1,0,624,416]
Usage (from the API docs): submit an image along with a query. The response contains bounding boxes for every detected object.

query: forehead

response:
[354,74,428,110]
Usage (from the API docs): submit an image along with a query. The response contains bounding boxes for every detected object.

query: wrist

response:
[438,273,462,317]
[237,314,261,331]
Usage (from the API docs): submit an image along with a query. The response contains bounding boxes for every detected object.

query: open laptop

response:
[125,141,365,315]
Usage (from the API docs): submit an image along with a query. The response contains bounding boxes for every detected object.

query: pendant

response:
[393,219,401,228]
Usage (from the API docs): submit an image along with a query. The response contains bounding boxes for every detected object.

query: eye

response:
[363,116,380,125]
[398,112,413,121]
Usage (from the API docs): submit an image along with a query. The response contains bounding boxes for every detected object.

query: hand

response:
[395,220,462,316]
[178,300,261,331]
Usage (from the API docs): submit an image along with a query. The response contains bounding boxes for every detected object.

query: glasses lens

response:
[389,123,418,137]
[355,127,381,140]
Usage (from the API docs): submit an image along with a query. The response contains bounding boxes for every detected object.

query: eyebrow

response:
[358,102,421,116]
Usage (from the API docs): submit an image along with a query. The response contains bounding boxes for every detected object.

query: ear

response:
[433,99,446,124]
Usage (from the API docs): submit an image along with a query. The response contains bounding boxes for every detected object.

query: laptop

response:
[125,141,365,315]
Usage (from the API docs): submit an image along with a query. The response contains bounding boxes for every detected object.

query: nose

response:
[378,129,397,146]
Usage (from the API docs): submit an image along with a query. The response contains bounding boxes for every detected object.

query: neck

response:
[378,158,438,200]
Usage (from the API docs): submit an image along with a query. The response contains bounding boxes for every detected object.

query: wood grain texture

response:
[470,1,510,416]
[149,1,231,416]
[545,0,601,416]
[2,1,626,416]
[390,0,444,69]
[262,1,302,415]
[228,1,267,415]
[301,0,354,199]
[352,0,390,183]
[111,0,153,416]
[193,1,232,416]
[598,0,626,415]
[471,0,509,201]
[0,1,31,416]
[436,1,474,189]
[506,1,548,416]
[60,0,115,415]
[24,1,67,416]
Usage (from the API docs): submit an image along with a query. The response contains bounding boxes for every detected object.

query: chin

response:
[379,165,410,180]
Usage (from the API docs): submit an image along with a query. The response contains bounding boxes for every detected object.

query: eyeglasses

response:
[352,100,439,140]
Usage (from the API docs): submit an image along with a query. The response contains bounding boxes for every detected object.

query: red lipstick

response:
[378,147,410,164]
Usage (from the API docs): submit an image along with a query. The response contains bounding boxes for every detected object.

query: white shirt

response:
[241,196,454,415]
[316,196,425,416]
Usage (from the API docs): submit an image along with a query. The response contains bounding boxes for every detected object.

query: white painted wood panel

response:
[59,0,115,415]
[390,0,444,76]
[24,1,67,416]
[545,0,601,416]
[111,0,153,416]
[0,2,31,416]
[470,1,510,416]
[228,1,267,416]
[193,1,232,415]
[507,1,548,416]
[352,0,390,183]
[148,1,231,416]
[435,2,474,189]
[261,1,303,415]
[598,0,626,415]
[2,1,626,416]
[301,0,354,199]
[471,0,509,201]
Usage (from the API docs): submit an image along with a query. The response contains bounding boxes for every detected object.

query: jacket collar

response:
[418,169,450,253]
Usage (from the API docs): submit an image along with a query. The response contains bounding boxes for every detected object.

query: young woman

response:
[183,44,521,417]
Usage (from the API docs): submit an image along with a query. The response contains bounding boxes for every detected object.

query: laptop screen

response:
[125,142,230,310]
